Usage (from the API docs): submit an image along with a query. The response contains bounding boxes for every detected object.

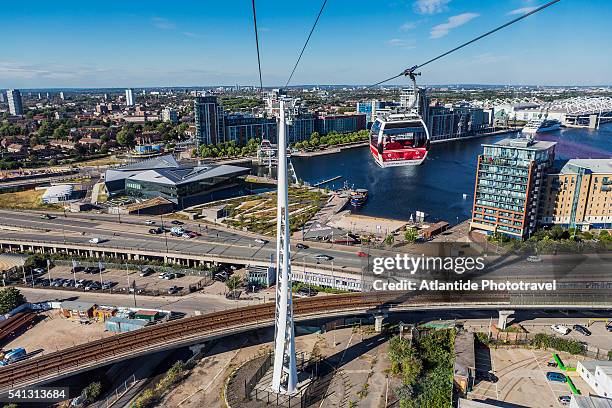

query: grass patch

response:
[74,155,124,167]
[0,189,62,210]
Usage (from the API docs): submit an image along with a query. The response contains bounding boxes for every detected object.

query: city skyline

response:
[1,0,611,88]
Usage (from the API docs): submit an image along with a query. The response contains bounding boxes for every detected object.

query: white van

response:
[88,237,101,244]
[550,324,571,335]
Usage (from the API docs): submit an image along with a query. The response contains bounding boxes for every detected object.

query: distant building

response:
[7,89,23,115]
[540,159,612,230]
[125,88,135,106]
[161,108,178,124]
[104,155,250,208]
[225,114,276,145]
[194,95,225,147]
[470,138,557,239]
[315,113,366,135]
[59,91,65,100]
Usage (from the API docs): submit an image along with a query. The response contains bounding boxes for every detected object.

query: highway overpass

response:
[0,290,610,393]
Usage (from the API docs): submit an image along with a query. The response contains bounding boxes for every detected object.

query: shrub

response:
[531,333,584,355]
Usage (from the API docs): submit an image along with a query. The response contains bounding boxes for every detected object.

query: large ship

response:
[522,118,561,134]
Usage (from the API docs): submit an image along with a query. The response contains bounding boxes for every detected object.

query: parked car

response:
[573,324,591,336]
[32,267,45,275]
[476,371,498,383]
[546,372,566,383]
[170,227,185,236]
[163,273,176,280]
[140,267,154,277]
[547,361,558,367]
[101,281,115,290]
[145,220,156,225]
[149,228,163,235]
[607,325,612,332]
[40,214,54,220]
[296,287,318,297]
[558,395,571,405]
[550,324,571,335]
[296,243,309,249]
[182,233,192,238]
[315,254,334,261]
[254,238,268,244]
[188,231,199,238]
[88,237,101,244]
[167,285,180,295]
[214,271,229,282]
[171,220,183,225]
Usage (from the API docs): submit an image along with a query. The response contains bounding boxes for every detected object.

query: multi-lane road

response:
[0,208,610,287]
[0,209,365,271]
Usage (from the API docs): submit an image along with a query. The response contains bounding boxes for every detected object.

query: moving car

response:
[296,243,309,249]
[546,372,566,383]
[167,285,180,295]
[40,214,54,220]
[254,238,268,244]
[526,255,542,262]
[171,220,183,225]
[550,324,571,335]
[357,251,369,257]
[149,228,163,235]
[145,220,155,225]
[88,237,101,244]
[315,254,334,261]
[572,324,591,336]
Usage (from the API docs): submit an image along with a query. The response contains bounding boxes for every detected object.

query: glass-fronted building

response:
[470,138,556,239]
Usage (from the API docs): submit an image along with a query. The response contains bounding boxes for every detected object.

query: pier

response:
[313,175,342,187]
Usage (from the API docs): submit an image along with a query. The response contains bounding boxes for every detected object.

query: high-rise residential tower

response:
[7,89,23,115]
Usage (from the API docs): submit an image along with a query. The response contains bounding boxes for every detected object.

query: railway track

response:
[0,289,605,391]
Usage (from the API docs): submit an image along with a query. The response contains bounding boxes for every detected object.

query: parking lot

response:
[25,264,206,296]
[470,348,593,407]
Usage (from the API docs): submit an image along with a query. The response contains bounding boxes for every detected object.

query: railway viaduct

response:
[0,290,609,393]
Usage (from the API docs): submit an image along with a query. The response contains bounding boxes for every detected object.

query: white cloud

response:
[413,0,450,15]
[507,6,538,15]
[152,17,176,30]
[387,38,416,49]
[430,12,479,38]
[400,21,417,31]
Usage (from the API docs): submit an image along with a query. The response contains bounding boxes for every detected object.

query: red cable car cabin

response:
[369,112,430,167]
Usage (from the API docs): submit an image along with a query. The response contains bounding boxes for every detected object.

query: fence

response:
[101,374,137,408]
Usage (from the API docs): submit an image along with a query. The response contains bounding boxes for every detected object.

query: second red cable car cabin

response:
[369,112,430,168]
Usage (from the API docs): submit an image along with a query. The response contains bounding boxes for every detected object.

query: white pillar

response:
[271,100,298,394]
[374,315,386,333]
[497,310,515,330]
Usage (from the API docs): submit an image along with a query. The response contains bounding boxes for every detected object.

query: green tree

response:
[0,287,26,314]
[82,381,102,403]
[384,234,395,246]
[116,128,135,147]
[404,228,419,243]
[52,125,68,139]
[225,275,242,292]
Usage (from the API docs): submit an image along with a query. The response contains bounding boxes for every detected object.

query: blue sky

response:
[1,0,610,88]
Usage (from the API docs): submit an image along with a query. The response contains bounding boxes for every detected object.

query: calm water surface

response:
[291,124,612,224]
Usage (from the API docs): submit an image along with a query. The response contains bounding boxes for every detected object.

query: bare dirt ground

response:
[158,324,394,408]
[3,310,113,354]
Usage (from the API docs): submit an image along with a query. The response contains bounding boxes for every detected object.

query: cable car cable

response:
[251,0,264,95]
[368,0,561,88]
[285,0,328,87]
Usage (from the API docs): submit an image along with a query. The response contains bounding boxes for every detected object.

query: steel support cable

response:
[251,0,264,95]
[368,0,561,88]
[285,0,328,87]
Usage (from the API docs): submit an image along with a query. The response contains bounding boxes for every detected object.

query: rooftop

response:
[42,184,74,199]
[484,137,557,151]
[570,395,612,408]
[60,301,96,312]
[454,331,475,378]
[127,163,250,186]
[556,159,612,175]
